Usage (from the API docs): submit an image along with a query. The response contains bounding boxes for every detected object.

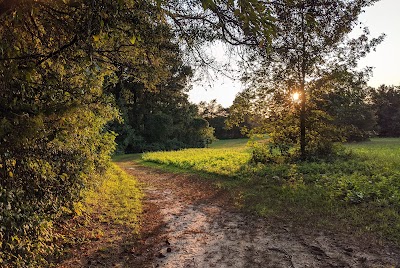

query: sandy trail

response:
[120,162,400,268]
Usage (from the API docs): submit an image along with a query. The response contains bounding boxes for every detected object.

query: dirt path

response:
[59,161,400,267]
[123,162,400,268]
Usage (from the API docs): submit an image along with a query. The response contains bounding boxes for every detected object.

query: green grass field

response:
[141,138,400,244]
[346,138,400,166]
[142,147,250,177]
[208,138,251,150]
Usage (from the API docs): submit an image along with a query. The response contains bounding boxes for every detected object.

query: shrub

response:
[0,106,117,267]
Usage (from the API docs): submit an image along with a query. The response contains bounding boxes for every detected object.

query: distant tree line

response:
[317,83,400,141]
[112,77,400,154]
[200,84,400,145]
[370,85,400,137]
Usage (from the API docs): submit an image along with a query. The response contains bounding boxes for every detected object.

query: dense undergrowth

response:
[0,163,142,267]
[142,138,400,244]
[56,163,143,266]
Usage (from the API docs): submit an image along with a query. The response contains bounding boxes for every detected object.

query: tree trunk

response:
[300,2,306,160]
[300,82,306,160]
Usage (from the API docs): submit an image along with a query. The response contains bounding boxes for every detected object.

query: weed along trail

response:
[119,161,400,268]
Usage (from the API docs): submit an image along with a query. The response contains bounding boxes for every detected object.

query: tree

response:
[370,85,400,137]
[198,100,248,139]
[236,0,384,159]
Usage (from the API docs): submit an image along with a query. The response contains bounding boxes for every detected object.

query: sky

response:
[188,0,400,107]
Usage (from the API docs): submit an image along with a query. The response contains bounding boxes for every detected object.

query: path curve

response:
[120,162,400,268]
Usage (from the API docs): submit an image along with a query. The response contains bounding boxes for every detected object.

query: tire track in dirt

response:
[121,162,400,268]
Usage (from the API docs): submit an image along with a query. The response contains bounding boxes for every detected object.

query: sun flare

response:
[292,92,300,102]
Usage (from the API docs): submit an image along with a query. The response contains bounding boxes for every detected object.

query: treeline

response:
[111,75,214,153]
[200,84,400,144]
[319,84,400,141]
[112,82,400,155]
[371,85,400,137]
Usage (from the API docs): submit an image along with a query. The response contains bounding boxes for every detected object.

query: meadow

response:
[142,139,250,177]
[142,138,400,244]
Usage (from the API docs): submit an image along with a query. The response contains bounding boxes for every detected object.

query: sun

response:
[292,92,300,102]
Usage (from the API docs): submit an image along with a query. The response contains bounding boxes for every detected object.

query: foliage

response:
[0,105,117,267]
[198,100,247,139]
[0,52,118,265]
[233,0,384,159]
[163,0,276,48]
[370,85,400,137]
[142,138,400,243]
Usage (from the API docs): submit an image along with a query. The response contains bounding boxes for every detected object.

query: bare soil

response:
[58,161,400,268]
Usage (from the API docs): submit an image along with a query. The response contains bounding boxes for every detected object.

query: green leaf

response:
[201,0,214,10]
[129,36,136,45]
[93,35,100,42]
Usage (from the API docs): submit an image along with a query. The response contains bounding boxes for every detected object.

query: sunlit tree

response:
[234,0,384,159]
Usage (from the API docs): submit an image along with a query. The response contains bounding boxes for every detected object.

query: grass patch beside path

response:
[141,138,400,245]
[56,164,143,266]
[83,163,143,231]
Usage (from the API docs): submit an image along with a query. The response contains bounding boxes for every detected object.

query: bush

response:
[250,142,288,164]
[0,106,117,267]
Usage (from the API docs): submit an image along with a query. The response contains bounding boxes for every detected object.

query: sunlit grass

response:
[83,164,143,232]
[208,138,250,150]
[142,148,251,177]
[141,137,400,243]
